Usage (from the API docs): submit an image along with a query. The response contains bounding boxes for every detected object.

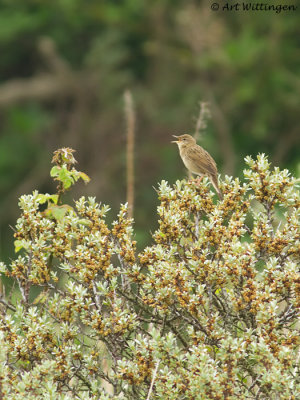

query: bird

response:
[172,134,223,200]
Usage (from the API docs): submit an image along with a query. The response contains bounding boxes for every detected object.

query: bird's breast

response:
[180,148,204,176]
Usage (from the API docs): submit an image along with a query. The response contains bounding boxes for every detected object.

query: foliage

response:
[0,148,299,399]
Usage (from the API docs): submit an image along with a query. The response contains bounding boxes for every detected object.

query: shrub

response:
[0,148,299,399]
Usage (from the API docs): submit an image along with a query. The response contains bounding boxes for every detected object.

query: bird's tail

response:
[210,175,223,200]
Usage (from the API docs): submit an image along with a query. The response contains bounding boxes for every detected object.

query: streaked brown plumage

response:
[172,134,223,200]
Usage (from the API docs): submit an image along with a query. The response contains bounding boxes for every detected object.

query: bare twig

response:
[188,101,211,180]
[194,101,211,142]
[146,360,160,400]
[0,298,16,312]
[124,90,135,219]
[37,37,70,73]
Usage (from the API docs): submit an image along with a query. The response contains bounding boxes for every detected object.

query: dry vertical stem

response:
[188,101,211,179]
[146,360,160,400]
[124,90,135,219]
[193,101,210,142]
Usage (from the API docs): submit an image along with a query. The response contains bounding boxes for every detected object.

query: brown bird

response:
[172,134,223,200]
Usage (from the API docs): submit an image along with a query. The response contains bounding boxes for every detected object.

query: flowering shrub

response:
[0,149,299,399]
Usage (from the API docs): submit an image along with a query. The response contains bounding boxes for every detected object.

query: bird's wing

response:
[186,145,217,176]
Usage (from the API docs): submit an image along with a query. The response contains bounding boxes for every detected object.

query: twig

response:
[124,90,135,219]
[16,278,27,303]
[187,101,211,180]
[0,298,16,312]
[194,101,211,142]
[146,360,160,400]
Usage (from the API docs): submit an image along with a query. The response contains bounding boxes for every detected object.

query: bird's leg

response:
[189,176,203,185]
[188,175,203,185]
[195,176,204,185]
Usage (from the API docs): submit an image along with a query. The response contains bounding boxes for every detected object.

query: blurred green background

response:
[0,0,299,261]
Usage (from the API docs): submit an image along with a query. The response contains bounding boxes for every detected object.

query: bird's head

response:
[172,134,196,147]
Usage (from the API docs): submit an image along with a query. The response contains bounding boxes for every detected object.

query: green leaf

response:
[51,165,75,189]
[58,167,74,189]
[77,218,93,227]
[37,194,59,205]
[33,290,49,305]
[50,165,90,190]
[14,240,25,253]
[50,166,60,178]
[44,204,73,221]
[79,171,91,183]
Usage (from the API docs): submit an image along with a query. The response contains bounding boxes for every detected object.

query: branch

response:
[0,73,86,106]
[146,360,160,400]
[0,298,16,312]
[0,37,97,107]
[124,90,135,219]
[194,101,211,142]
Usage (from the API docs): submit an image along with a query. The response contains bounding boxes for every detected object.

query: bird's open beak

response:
[171,135,179,143]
